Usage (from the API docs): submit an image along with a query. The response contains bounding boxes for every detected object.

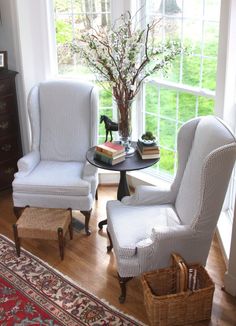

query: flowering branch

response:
[72,11,183,105]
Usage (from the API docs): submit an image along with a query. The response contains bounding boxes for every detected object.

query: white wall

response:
[0,0,56,153]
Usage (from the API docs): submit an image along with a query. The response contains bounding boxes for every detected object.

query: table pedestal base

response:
[98,171,130,229]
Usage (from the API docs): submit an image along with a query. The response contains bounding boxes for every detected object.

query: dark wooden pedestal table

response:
[86,142,160,229]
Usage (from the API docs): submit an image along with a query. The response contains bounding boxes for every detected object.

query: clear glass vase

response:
[115,98,135,156]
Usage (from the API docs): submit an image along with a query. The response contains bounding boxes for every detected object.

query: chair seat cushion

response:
[107,201,181,258]
[13,161,90,196]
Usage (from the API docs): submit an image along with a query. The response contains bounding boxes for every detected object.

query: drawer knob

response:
[0,102,7,112]
[1,144,12,151]
[4,167,15,175]
[0,121,9,129]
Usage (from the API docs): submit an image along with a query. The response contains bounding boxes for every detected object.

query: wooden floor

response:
[1,186,236,325]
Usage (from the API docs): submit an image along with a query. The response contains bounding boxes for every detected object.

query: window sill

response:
[98,168,171,188]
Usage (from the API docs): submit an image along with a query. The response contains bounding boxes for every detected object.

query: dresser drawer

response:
[0,159,17,189]
[0,96,14,115]
[0,114,16,137]
[0,78,14,96]
[0,136,19,161]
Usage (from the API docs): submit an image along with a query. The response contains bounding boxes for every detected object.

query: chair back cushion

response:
[35,80,97,161]
[175,116,236,227]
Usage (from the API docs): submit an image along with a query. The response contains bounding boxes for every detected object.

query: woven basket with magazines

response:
[141,253,215,326]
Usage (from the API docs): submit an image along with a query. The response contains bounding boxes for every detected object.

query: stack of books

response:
[137,139,160,159]
[94,142,125,165]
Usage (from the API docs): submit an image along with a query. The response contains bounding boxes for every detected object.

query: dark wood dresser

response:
[0,70,22,190]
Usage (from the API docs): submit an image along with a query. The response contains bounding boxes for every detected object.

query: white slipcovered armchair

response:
[106,116,236,302]
[12,80,99,235]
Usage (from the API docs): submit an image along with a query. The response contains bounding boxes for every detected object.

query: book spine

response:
[95,146,115,157]
[94,152,113,165]
[137,143,159,153]
[104,142,124,151]
[137,146,160,159]
[95,150,119,160]
[137,140,159,151]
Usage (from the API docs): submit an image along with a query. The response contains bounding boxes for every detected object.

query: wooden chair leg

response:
[117,273,133,303]
[95,188,98,200]
[81,210,92,235]
[13,224,21,257]
[58,227,64,260]
[107,230,113,252]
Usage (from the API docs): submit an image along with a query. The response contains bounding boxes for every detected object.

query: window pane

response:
[54,0,111,74]
[182,0,203,19]
[159,118,176,150]
[159,148,175,175]
[178,93,196,122]
[203,22,219,57]
[198,97,214,116]
[165,56,181,83]
[145,113,158,134]
[182,55,201,86]
[182,20,202,55]
[204,0,221,21]
[160,88,176,119]
[145,84,158,114]
[99,87,112,107]
[202,58,217,90]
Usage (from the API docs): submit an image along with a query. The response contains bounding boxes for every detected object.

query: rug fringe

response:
[0,234,147,326]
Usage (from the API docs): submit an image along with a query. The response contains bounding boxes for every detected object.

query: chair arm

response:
[136,226,196,271]
[15,151,40,177]
[135,238,158,272]
[82,162,98,199]
[151,225,194,241]
[121,184,175,206]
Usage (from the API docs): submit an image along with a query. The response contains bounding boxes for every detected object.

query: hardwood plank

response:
[1,187,236,325]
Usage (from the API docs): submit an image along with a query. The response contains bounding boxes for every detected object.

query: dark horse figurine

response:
[100,115,118,142]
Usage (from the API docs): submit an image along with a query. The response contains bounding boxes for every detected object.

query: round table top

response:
[86,142,159,172]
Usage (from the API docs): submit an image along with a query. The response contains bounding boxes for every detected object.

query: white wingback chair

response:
[106,116,236,302]
[12,80,99,235]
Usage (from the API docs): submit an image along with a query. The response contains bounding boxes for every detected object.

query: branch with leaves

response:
[72,11,183,106]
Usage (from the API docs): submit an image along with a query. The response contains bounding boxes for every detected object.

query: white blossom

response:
[72,11,183,105]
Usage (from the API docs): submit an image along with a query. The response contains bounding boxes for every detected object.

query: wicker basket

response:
[141,254,215,326]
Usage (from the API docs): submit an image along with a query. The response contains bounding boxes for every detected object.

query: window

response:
[53,1,221,174]
[141,0,221,178]
[54,0,111,76]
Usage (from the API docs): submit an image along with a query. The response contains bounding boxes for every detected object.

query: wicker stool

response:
[13,207,73,260]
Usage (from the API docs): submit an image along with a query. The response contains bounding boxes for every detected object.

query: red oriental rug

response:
[0,235,145,326]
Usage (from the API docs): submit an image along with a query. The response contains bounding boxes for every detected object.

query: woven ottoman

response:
[13,207,73,260]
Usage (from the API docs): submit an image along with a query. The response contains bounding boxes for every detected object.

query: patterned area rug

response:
[0,235,145,325]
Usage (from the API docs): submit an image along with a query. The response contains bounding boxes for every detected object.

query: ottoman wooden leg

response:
[68,208,73,240]
[58,227,64,260]
[13,207,24,219]
[13,224,21,257]
[69,219,73,240]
